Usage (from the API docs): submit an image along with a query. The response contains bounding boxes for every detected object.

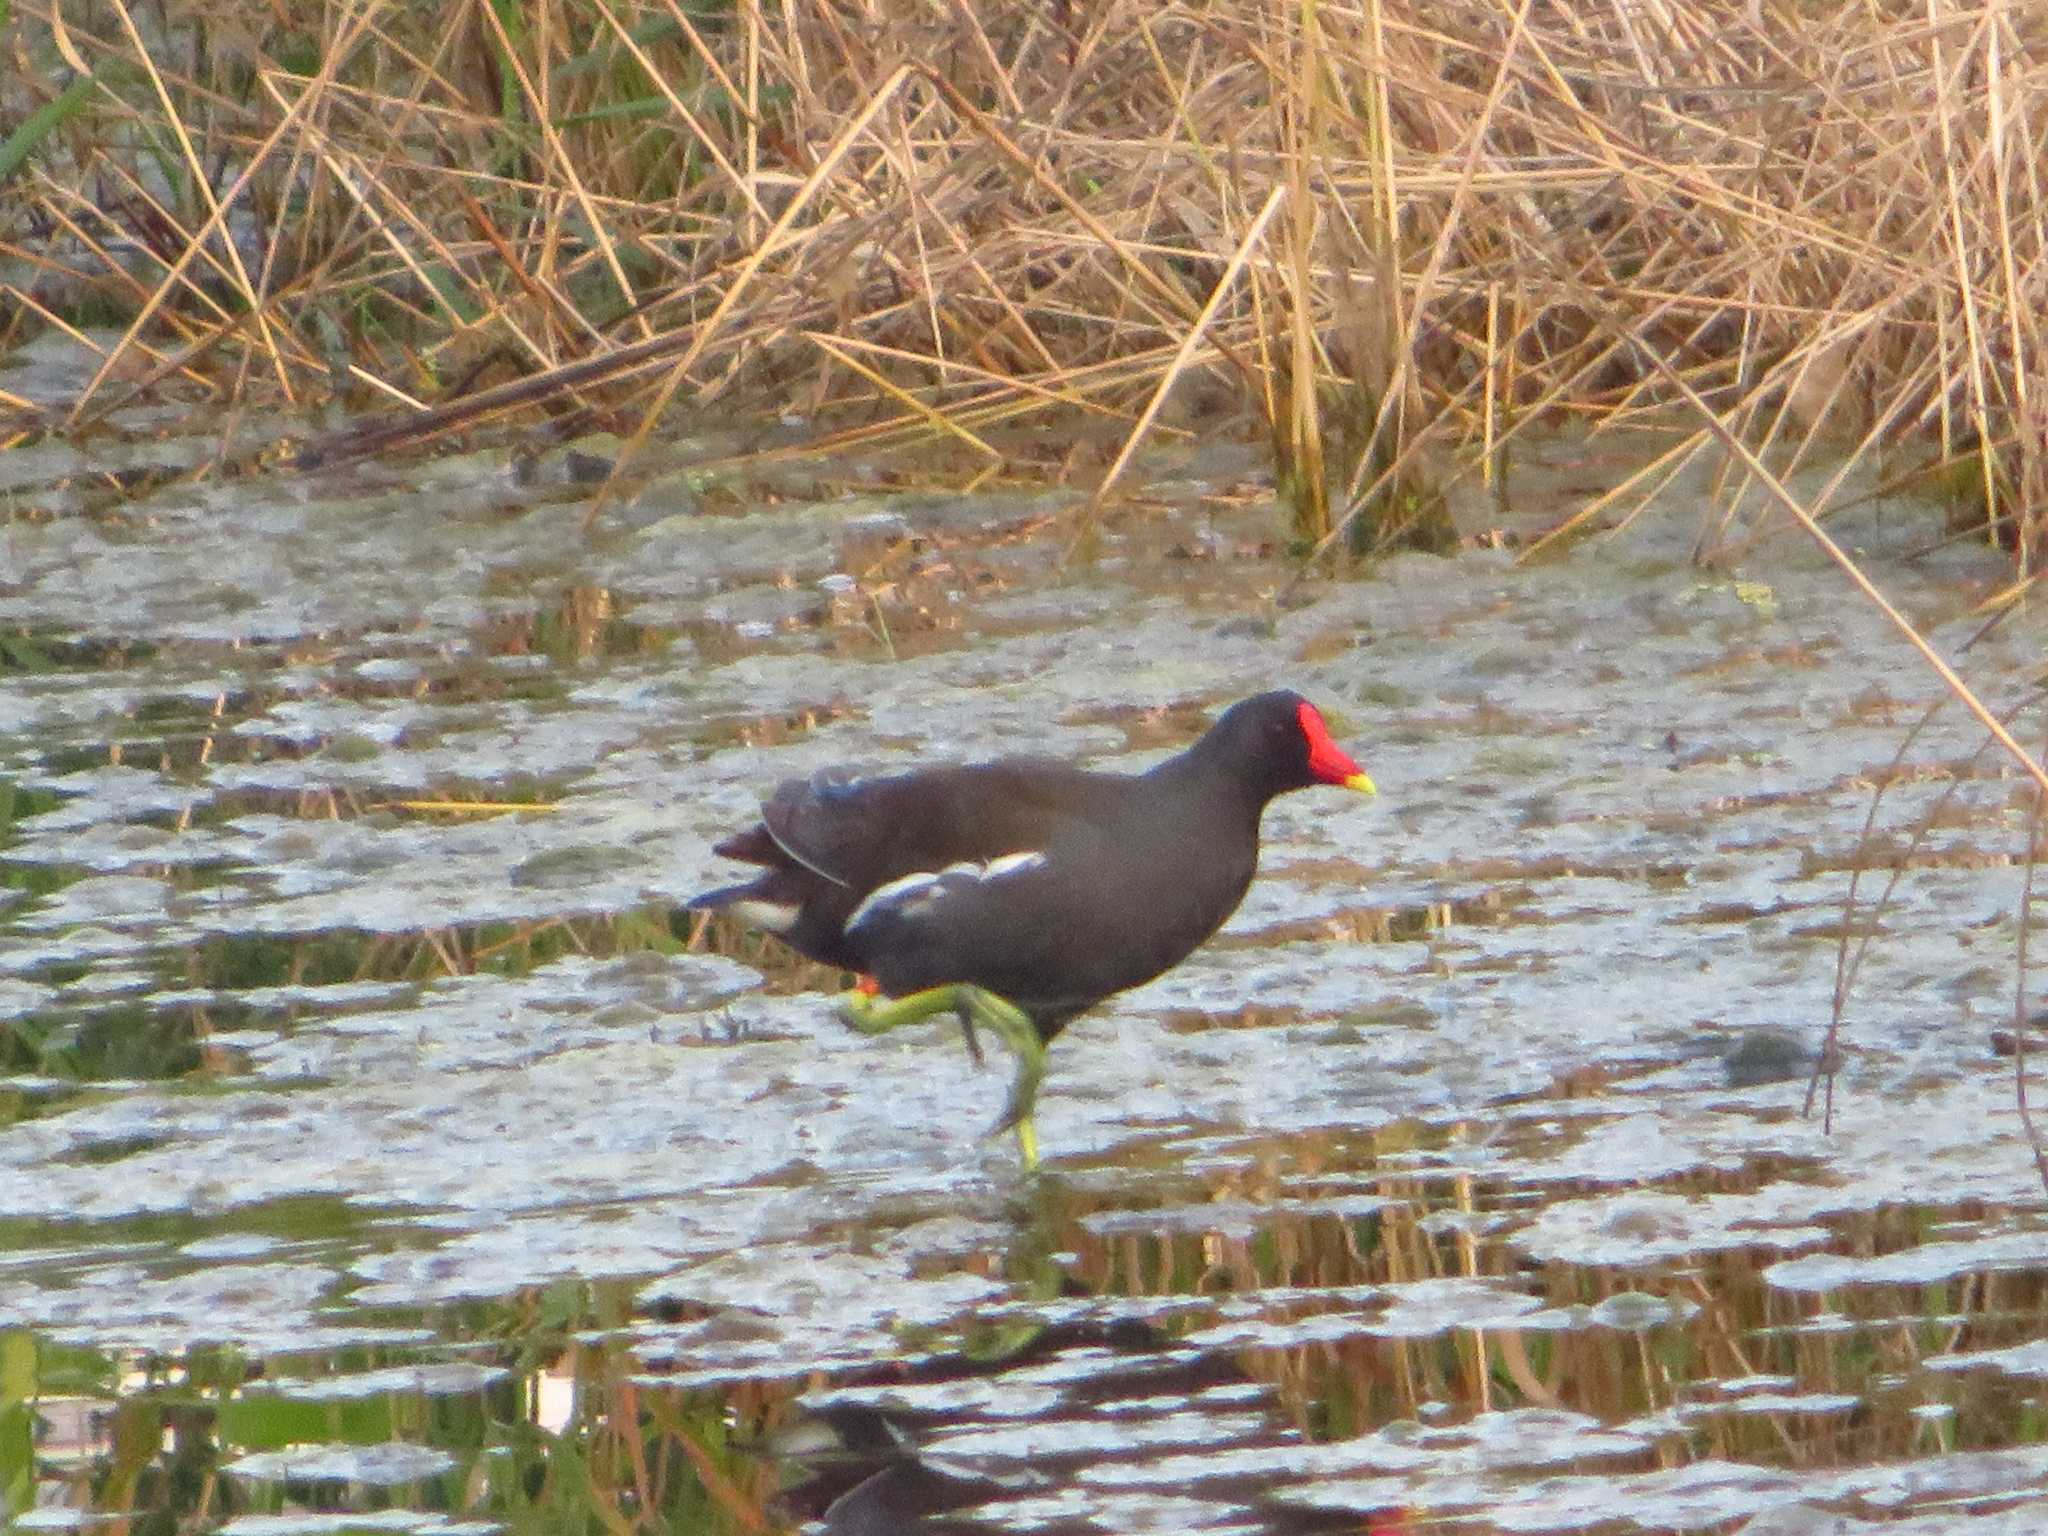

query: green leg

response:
[838,984,1046,1168]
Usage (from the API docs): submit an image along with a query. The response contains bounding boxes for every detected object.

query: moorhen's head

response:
[1198,691,1376,802]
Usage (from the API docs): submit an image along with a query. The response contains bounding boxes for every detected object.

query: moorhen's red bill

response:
[689,690,1374,1164]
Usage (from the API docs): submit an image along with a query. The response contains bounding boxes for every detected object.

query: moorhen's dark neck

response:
[1146,727,1287,817]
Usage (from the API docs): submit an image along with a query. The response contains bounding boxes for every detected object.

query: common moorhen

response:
[689,690,1375,1165]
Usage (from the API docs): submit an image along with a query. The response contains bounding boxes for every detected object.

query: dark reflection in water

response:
[9,1167,2048,1534]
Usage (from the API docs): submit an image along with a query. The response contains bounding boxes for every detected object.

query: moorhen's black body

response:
[689,690,1374,1164]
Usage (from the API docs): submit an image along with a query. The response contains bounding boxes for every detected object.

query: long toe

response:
[952,1003,987,1068]
[1013,1115,1041,1171]
[989,1035,1045,1145]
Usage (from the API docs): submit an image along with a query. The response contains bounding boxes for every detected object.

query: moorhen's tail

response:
[710,825,782,865]
[684,878,756,912]
[687,820,794,916]
[685,869,806,935]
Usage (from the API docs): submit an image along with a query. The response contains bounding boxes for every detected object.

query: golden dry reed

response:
[3,0,2044,562]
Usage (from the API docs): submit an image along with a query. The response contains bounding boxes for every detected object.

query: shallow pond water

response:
[4,371,2048,1532]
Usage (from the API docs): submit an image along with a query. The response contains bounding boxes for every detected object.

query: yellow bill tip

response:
[1345,771,1377,795]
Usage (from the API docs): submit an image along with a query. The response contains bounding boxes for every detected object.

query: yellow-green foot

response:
[837,983,1046,1168]
[1013,1114,1040,1170]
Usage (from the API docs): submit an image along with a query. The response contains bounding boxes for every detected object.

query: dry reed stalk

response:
[1086,183,1288,519]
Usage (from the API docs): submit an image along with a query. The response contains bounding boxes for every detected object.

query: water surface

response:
[3,381,2046,1533]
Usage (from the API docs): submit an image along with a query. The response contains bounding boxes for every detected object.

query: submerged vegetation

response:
[3,0,2046,561]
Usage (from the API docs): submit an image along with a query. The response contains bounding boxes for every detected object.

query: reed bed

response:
[2,0,2044,563]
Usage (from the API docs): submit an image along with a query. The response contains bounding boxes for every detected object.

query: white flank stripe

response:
[845,851,1047,934]
[725,898,801,934]
[845,870,940,930]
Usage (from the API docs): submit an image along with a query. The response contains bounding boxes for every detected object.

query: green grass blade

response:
[0,71,98,187]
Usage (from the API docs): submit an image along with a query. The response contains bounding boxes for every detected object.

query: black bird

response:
[689,690,1375,1164]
